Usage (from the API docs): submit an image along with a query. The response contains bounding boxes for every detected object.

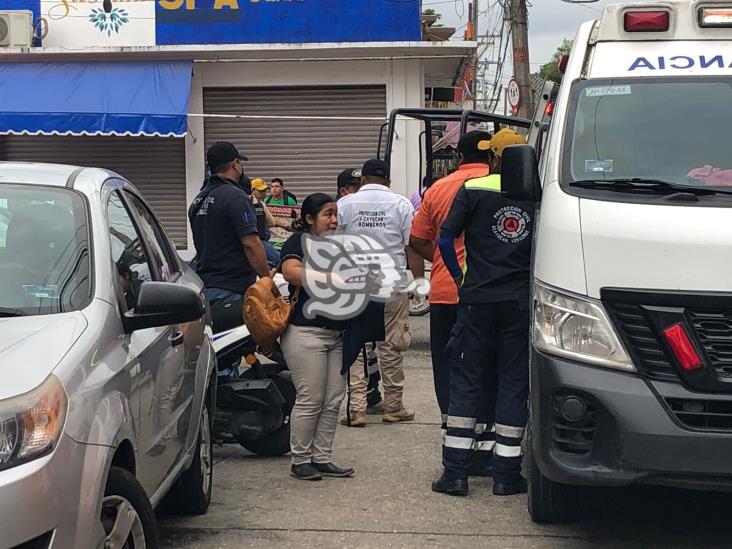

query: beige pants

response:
[281,324,346,465]
[348,293,411,414]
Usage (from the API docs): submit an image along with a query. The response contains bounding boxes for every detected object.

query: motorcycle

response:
[209,276,296,456]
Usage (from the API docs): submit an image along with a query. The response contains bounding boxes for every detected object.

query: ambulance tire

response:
[526,420,582,524]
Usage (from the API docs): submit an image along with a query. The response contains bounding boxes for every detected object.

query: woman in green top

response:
[266,178,297,206]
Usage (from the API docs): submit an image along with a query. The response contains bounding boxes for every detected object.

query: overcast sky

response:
[435,0,616,66]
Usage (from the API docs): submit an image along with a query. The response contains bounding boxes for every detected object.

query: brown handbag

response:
[243,269,300,350]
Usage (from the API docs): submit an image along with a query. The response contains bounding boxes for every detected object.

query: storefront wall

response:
[182,56,424,257]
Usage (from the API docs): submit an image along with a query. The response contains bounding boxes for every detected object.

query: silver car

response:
[0,163,216,548]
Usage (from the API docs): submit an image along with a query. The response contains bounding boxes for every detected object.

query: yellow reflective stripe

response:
[464,174,501,191]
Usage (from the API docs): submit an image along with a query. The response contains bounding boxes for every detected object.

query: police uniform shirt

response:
[189,175,258,294]
[441,175,535,303]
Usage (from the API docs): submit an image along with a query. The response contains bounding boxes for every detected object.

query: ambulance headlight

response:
[533,281,635,372]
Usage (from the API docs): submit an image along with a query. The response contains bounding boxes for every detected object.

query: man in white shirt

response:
[338,158,416,425]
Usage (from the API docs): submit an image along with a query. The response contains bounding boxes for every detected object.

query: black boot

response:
[431,473,469,496]
[312,462,355,478]
[291,463,322,481]
[493,477,527,496]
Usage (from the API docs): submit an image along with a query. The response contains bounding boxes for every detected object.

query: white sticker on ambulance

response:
[585,86,632,97]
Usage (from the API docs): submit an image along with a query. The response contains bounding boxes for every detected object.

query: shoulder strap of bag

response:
[290,286,301,304]
[266,267,301,310]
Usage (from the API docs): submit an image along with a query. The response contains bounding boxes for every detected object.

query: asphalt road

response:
[158,315,732,548]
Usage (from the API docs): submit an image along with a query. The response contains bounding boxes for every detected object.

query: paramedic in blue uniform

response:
[431,129,534,497]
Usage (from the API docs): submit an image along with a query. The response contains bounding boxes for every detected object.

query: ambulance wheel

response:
[239,373,295,456]
[527,421,581,524]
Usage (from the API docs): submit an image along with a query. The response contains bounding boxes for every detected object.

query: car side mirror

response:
[501,144,542,202]
[123,282,204,333]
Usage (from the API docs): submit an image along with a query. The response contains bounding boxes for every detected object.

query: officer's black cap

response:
[337,168,362,189]
[361,159,390,179]
[207,141,248,171]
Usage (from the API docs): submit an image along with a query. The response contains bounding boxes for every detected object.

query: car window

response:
[124,192,178,282]
[0,185,91,315]
[107,191,153,312]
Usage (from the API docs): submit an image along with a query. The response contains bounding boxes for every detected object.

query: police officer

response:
[431,129,532,497]
[189,142,270,306]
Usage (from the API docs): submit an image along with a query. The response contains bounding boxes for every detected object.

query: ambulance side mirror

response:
[501,145,542,202]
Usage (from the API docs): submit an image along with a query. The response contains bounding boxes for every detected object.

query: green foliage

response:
[539,39,572,86]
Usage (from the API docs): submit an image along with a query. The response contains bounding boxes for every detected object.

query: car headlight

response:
[533,281,635,371]
[0,374,67,471]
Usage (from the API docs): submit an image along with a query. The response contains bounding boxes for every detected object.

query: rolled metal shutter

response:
[203,86,387,198]
[0,136,187,249]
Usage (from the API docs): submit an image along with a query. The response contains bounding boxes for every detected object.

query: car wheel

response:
[101,466,159,549]
[167,394,213,515]
[526,420,581,524]
[239,372,295,457]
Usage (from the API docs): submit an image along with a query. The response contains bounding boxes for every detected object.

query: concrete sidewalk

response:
[159,316,732,548]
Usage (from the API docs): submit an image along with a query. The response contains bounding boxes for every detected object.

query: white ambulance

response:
[501,1,732,522]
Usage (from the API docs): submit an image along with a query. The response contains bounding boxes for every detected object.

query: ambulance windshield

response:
[566,78,732,188]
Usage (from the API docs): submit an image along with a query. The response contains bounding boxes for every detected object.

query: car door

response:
[106,189,185,495]
[122,190,200,465]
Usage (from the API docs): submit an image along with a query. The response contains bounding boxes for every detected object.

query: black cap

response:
[337,168,362,189]
[458,130,492,157]
[206,141,248,172]
[361,158,390,179]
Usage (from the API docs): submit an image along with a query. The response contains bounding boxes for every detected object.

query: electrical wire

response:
[455,0,465,18]
[476,0,510,112]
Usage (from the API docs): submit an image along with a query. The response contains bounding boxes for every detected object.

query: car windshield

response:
[566,78,732,190]
[0,184,91,316]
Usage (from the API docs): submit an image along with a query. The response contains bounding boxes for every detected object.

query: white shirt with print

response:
[337,183,414,273]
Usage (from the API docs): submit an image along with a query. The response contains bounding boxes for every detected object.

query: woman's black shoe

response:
[291,463,323,481]
[312,462,355,477]
[431,474,469,496]
[493,478,528,495]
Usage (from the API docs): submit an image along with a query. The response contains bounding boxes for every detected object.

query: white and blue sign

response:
[7,0,420,47]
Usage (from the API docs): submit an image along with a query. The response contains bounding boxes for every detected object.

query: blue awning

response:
[0,61,192,137]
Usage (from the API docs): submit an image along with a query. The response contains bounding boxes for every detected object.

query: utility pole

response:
[510,0,532,119]
[470,0,479,108]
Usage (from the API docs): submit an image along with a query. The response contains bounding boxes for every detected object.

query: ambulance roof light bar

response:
[699,7,732,28]
[624,10,670,32]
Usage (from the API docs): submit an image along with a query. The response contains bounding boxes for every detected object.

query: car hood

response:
[580,199,732,298]
[0,312,88,400]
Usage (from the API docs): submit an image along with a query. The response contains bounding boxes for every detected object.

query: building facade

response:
[0,0,473,256]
